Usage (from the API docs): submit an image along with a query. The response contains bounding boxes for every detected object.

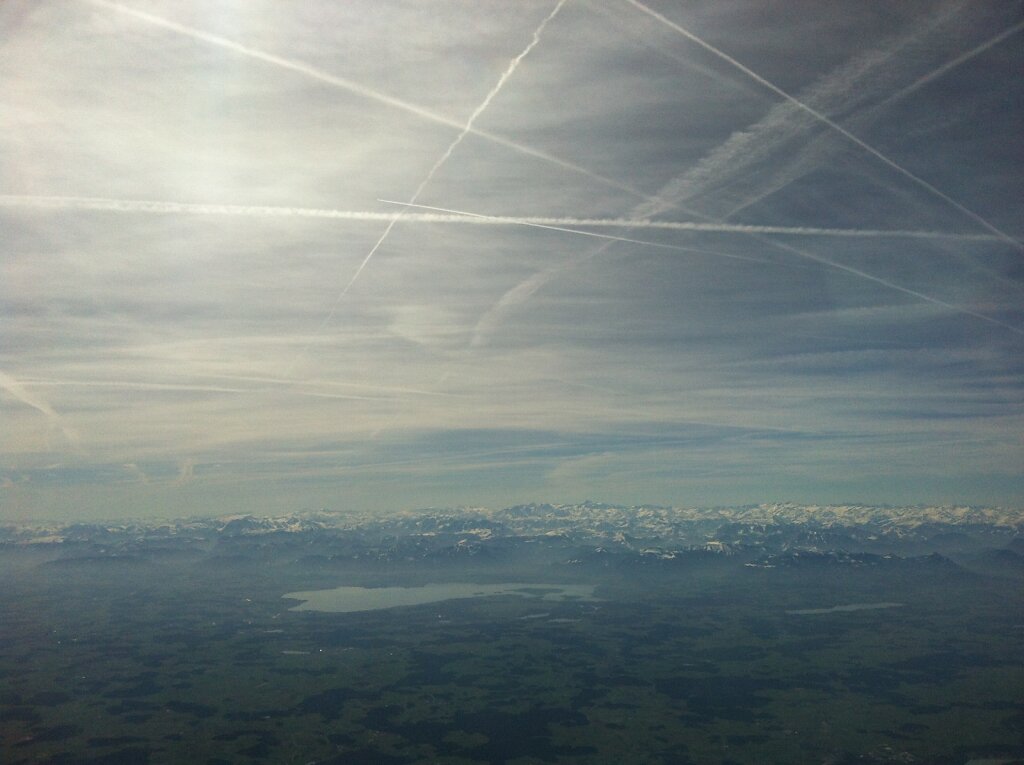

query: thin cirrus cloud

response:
[0,0,1021,519]
[77,0,653,205]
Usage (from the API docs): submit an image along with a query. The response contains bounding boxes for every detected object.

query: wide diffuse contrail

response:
[625,0,1024,251]
[0,370,80,447]
[0,195,1001,243]
[884,19,1024,107]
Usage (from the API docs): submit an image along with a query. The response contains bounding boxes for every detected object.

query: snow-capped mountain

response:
[2,502,1020,575]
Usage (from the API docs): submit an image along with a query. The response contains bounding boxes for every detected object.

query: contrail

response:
[721,18,1024,223]
[881,19,1024,106]
[380,200,778,263]
[292,0,569,417]
[469,4,1022,344]
[755,236,1024,336]
[624,0,1023,251]
[3,195,1002,243]
[414,0,570,202]
[469,8,941,347]
[280,0,568,379]
[393,201,1023,336]
[20,378,396,401]
[0,370,80,447]
[337,0,568,300]
[470,260,589,347]
[21,379,254,394]
[628,1,970,223]
[196,373,456,398]
[81,0,650,204]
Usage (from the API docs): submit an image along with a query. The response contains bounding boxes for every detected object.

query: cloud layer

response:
[1,0,1021,520]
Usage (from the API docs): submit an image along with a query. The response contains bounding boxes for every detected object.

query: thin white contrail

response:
[628,1,972,223]
[282,0,568,378]
[469,5,1022,344]
[21,378,396,401]
[759,237,1024,336]
[81,0,650,204]
[469,10,937,347]
[337,0,568,299]
[380,200,776,263]
[625,0,1023,251]
[390,201,1023,336]
[414,0,570,203]
[881,20,1024,106]
[2,195,1002,243]
[196,373,455,398]
[21,379,253,394]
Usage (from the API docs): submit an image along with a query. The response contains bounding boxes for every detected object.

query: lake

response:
[283,582,599,613]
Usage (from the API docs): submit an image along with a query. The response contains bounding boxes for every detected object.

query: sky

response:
[1,0,1022,522]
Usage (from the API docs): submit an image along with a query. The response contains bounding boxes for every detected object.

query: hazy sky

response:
[2,0,1022,521]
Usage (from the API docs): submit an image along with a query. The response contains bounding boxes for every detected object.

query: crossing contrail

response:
[81,0,650,204]
[337,0,568,299]
[721,17,1024,223]
[466,5,968,348]
[1,195,1001,243]
[380,200,777,263]
[633,0,968,223]
[624,0,1024,251]
[414,0,570,201]
[280,0,568,380]
[389,201,1023,336]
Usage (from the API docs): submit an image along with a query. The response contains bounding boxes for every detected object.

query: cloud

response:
[749,237,1024,336]
[625,0,1022,249]
[122,462,149,483]
[175,457,195,485]
[629,2,966,220]
[721,19,1024,222]
[3,1,1021,517]
[79,0,653,204]
[279,0,566,378]
[0,370,80,448]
